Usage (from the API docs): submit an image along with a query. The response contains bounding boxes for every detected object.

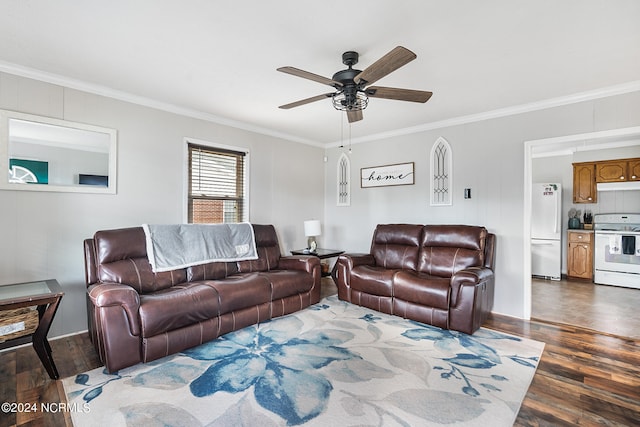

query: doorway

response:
[523,126,640,325]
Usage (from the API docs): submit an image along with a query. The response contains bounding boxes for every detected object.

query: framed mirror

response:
[0,110,117,194]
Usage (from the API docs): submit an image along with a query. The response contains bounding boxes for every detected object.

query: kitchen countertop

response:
[568,229,594,233]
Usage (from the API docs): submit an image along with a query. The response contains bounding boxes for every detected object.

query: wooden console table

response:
[0,279,64,379]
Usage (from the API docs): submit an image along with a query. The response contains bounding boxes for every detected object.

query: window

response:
[187,142,248,224]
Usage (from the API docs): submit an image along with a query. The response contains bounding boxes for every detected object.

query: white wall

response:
[0,72,324,337]
[323,91,640,319]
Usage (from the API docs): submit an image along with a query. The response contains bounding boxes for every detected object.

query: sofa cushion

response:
[417,225,487,277]
[95,227,187,293]
[393,271,450,310]
[370,224,422,270]
[95,227,147,263]
[237,224,280,272]
[203,273,272,315]
[260,270,315,300]
[236,257,268,273]
[98,254,188,294]
[187,261,238,281]
[138,283,220,337]
[350,265,396,297]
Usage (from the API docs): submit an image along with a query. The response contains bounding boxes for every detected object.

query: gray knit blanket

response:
[142,223,258,272]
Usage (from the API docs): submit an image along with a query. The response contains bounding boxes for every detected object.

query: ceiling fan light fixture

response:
[332,90,369,111]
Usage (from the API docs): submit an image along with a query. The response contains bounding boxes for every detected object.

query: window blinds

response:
[188,143,246,224]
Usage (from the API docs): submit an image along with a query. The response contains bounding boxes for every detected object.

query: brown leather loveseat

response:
[84,224,320,372]
[332,224,495,334]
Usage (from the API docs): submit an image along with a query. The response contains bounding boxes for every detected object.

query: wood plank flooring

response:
[531,277,640,339]
[0,333,101,427]
[1,279,638,427]
[484,314,640,426]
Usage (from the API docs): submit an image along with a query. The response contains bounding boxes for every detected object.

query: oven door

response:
[594,231,640,288]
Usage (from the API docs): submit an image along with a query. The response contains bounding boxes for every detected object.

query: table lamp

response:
[304,220,321,252]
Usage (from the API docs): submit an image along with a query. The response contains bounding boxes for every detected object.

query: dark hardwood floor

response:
[0,333,101,427]
[1,278,638,427]
[531,277,640,339]
[485,314,640,426]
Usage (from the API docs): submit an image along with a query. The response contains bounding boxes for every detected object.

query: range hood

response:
[597,181,640,192]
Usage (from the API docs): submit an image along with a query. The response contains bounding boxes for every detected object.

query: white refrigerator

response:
[531,183,562,280]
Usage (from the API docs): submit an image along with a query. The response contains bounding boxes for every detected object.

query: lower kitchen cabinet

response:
[567,230,593,280]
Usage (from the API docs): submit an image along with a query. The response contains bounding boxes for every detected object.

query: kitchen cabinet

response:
[567,230,593,280]
[595,160,627,182]
[572,157,640,203]
[629,159,640,181]
[572,162,597,203]
[594,157,640,182]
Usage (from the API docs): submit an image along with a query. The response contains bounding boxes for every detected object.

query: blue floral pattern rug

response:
[63,296,544,426]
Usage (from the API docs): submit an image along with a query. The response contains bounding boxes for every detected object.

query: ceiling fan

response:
[277,46,432,123]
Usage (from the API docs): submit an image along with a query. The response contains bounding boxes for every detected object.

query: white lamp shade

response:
[304,220,321,237]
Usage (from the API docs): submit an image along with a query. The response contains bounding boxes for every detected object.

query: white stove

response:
[593,214,640,289]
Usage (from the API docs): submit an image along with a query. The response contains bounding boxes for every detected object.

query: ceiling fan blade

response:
[354,46,417,86]
[366,86,433,103]
[277,66,342,88]
[279,93,334,109]
[347,109,363,123]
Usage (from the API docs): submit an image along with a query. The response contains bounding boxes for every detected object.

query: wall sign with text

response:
[360,162,415,188]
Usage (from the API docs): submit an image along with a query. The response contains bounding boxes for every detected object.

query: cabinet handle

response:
[620,176,625,180]
[588,197,592,200]
[633,175,637,179]
[578,235,583,239]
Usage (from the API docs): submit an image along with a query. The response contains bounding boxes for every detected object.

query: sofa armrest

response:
[331,253,376,301]
[336,253,375,269]
[278,255,321,275]
[450,267,494,307]
[88,283,141,336]
[449,267,495,334]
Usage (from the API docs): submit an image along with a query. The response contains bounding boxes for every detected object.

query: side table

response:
[0,279,64,379]
[291,248,344,276]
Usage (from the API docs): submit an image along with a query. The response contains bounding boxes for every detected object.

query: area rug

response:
[63,296,544,426]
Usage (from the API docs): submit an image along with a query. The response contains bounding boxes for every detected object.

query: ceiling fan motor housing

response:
[331,68,361,87]
[332,52,368,110]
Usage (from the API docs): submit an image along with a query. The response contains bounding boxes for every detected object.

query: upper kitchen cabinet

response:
[595,158,640,183]
[595,160,627,182]
[628,159,640,181]
[573,161,597,203]
[573,157,640,203]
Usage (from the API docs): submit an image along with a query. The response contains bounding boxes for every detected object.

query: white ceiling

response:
[1,0,639,146]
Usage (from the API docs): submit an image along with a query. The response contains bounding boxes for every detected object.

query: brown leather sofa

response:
[84,224,321,372]
[332,224,495,334]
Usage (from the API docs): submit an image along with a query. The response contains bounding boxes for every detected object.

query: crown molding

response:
[327,80,640,147]
[0,61,324,148]
[2,60,638,150]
